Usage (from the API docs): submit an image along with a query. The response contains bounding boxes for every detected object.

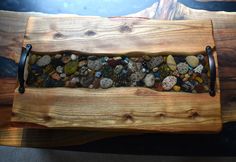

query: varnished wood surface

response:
[12,17,221,132]
[0,0,236,147]
[157,0,236,122]
[12,87,221,132]
[24,17,214,54]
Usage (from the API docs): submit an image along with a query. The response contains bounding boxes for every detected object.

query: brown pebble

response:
[62,56,71,64]
[51,73,61,80]
[155,82,163,91]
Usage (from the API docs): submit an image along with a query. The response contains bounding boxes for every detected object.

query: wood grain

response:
[24,17,214,54]
[12,87,222,132]
[161,0,236,123]
[11,17,221,132]
[0,0,236,147]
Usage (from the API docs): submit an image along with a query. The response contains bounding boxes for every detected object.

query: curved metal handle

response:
[18,44,32,94]
[206,46,216,97]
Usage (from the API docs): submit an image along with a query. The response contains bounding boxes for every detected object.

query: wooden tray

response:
[12,17,221,132]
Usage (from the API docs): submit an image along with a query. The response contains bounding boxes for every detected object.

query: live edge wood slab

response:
[1,0,236,148]
[11,17,222,132]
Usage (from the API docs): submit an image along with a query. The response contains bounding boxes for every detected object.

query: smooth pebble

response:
[100,78,113,89]
[162,76,177,90]
[144,73,155,87]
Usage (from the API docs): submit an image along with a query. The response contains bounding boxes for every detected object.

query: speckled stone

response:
[186,56,199,68]
[28,53,210,93]
[144,73,155,87]
[147,56,164,69]
[88,59,103,70]
[127,61,137,72]
[177,63,189,74]
[130,71,146,83]
[162,76,177,90]
[100,78,113,89]
[36,55,51,67]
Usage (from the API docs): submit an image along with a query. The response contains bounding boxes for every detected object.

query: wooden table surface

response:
[0,0,236,149]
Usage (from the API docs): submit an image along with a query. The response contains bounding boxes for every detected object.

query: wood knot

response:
[189,112,199,119]
[123,114,134,123]
[119,25,132,33]
[156,113,165,119]
[43,115,52,122]
[53,32,64,39]
[84,30,96,36]
[24,35,29,40]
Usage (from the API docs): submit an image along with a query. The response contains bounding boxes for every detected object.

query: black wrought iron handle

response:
[18,44,32,94]
[206,46,216,97]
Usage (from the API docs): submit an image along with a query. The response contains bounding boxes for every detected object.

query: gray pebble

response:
[88,59,103,70]
[60,73,66,78]
[197,54,205,60]
[54,54,62,59]
[177,63,189,74]
[36,55,51,67]
[144,73,155,87]
[100,78,113,89]
[114,65,124,74]
[147,56,164,69]
[128,61,137,72]
[56,66,63,74]
[130,71,146,82]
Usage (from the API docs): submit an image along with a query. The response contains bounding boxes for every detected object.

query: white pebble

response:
[194,64,204,73]
[71,54,78,60]
[56,66,63,73]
